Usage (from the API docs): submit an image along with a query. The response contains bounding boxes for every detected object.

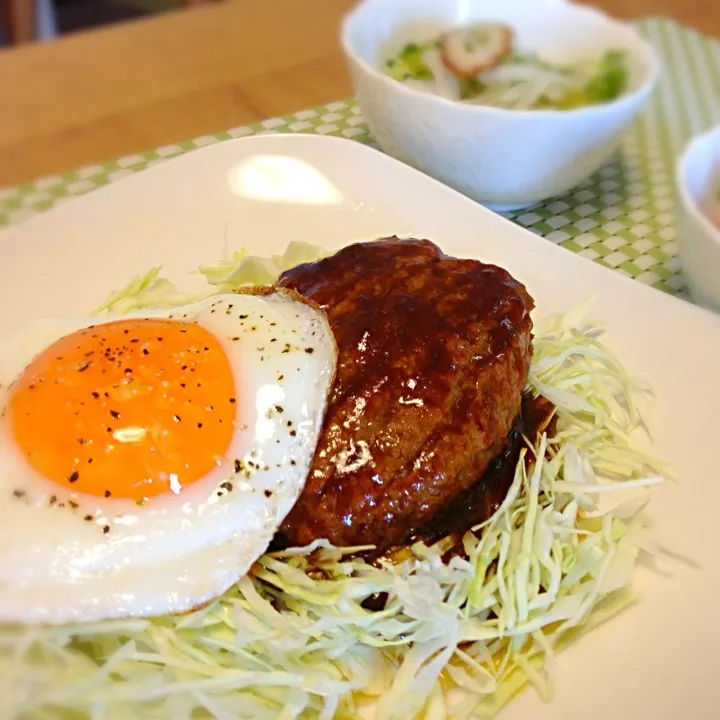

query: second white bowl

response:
[676,124,720,313]
[341,0,660,210]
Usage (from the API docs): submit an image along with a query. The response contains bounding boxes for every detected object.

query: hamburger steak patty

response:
[277,238,534,550]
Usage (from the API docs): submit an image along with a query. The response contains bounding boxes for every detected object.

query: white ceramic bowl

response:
[676,124,720,313]
[341,0,660,210]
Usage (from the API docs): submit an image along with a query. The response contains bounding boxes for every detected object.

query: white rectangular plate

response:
[1,134,719,718]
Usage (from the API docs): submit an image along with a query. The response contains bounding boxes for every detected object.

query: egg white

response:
[0,291,336,624]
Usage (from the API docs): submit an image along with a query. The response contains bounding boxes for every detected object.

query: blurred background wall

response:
[1,0,204,46]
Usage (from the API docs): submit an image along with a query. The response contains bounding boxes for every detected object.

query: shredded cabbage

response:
[94,242,332,316]
[92,266,212,316]
[0,245,668,719]
[197,241,334,293]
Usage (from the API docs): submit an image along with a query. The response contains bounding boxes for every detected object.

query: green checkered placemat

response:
[2,17,719,297]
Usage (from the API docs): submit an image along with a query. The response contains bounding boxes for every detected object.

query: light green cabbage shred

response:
[197,242,335,293]
[93,242,331,317]
[92,266,212,316]
[0,248,668,719]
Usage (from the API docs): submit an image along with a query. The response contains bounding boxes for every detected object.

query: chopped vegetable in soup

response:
[385,22,629,111]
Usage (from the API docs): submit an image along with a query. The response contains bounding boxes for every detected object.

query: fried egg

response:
[0,291,336,624]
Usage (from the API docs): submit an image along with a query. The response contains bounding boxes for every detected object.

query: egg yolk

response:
[8,319,237,500]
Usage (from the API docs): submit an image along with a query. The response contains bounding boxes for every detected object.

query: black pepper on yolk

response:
[8,319,237,500]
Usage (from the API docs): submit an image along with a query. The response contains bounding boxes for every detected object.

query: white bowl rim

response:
[676,123,720,249]
[340,0,662,120]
